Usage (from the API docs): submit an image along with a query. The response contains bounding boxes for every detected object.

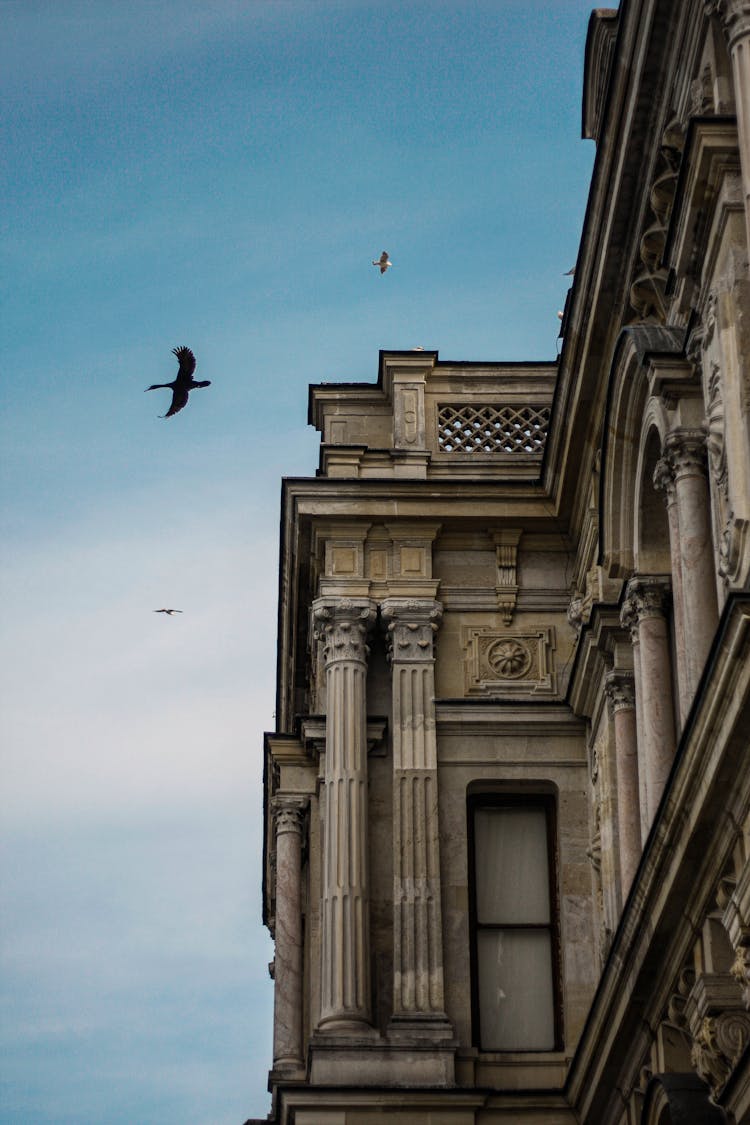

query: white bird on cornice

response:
[372,251,392,274]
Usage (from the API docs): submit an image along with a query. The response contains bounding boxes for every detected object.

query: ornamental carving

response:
[462,626,556,696]
[486,639,531,679]
[381,598,442,663]
[665,428,709,480]
[604,670,636,714]
[691,1011,750,1096]
[705,363,728,498]
[312,598,376,665]
[621,576,672,635]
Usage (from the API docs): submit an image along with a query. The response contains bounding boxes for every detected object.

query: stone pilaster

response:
[313,596,377,1032]
[621,577,676,840]
[271,795,308,1072]
[604,670,641,899]
[664,429,719,700]
[381,597,451,1038]
[712,0,750,255]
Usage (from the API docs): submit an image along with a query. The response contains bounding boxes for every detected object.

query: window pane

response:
[474,807,550,924]
[477,929,555,1050]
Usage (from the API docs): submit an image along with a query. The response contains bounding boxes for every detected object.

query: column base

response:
[387,1011,455,1042]
[309,1034,456,1086]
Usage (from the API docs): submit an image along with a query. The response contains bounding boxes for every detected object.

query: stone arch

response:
[641,1072,728,1124]
[599,326,685,578]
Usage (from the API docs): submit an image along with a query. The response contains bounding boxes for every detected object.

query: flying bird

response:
[145,346,211,417]
[372,251,392,274]
[564,266,576,276]
[154,608,183,615]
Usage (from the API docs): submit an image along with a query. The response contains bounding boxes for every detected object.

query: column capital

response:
[312,596,377,665]
[381,597,442,663]
[653,455,676,499]
[708,0,750,49]
[271,795,309,837]
[605,670,636,714]
[622,575,672,630]
[664,428,708,480]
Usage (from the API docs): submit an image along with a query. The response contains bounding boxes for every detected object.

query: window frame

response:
[467,791,563,1052]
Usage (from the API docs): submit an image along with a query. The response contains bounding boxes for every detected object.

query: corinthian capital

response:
[381,597,442,663]
[622,576,672,630]
[664,428,708,479]
[653,456,675,499]
[312,597,377,665]
[272,795,308,837]
[604,670,636,714]
[709,0,750,49]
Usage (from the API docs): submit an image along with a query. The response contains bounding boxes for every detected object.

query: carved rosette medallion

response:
[486,638,531,678]
[462,626,556,696]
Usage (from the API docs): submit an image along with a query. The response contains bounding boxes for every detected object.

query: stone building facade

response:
[258,2,750,1122]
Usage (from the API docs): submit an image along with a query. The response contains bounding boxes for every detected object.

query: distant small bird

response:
[557,311,564,320]
[145,346,211,417]
[372,251,392,274]
[564,266,576,276]
[154,608,183,615]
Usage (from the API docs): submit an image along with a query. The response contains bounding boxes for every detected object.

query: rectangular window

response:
[469,797,561,1051]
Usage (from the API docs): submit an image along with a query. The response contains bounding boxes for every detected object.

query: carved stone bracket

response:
[491,529,522,624]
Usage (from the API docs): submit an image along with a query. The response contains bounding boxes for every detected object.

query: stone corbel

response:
[491,529,522,624]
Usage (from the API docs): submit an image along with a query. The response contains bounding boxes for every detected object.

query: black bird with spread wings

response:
[145,346,211,417]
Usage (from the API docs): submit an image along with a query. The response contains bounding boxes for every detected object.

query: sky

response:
[0,2,597,1122]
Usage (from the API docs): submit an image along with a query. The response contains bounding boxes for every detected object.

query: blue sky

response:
[1,2,596,1122]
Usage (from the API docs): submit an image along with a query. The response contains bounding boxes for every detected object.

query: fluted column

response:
[653,456,691,725]
[604,671,641,899]
[313,596,377,1031]
[714,0,750,255]
[665,429,719,700]
[271,795,308,1071]
[621,577,676,839]
[381,597,451,1036]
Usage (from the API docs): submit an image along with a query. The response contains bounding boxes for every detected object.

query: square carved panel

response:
[461,627,557,696]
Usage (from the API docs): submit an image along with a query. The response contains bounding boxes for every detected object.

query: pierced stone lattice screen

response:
[437,404,551,454]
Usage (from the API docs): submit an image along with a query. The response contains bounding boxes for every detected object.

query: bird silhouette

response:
[372,251,392,274]
[145,346,211,417]
[154,608,183,615]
